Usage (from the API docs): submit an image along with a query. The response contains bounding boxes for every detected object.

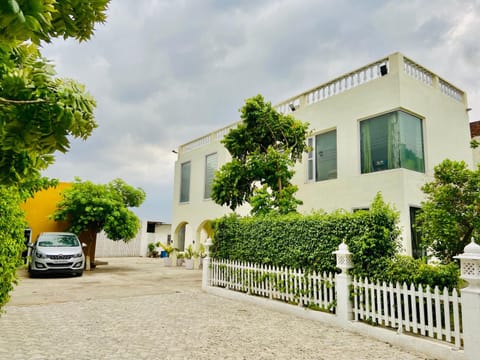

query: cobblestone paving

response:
[0,259,434,360]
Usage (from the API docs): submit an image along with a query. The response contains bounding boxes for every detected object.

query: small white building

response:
[95,220,171,257]
[171,52,473,257]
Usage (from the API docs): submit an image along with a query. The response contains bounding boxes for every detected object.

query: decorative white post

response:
[202,238,213,290]
[333,241,354,323]
[454,238,480,360]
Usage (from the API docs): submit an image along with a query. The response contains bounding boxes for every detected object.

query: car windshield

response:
[37,235,79,247]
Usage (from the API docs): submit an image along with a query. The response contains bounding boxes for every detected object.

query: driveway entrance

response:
[1,257,430,360]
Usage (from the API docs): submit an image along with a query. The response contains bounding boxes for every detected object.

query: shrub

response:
[211,193,400,278]
[0,187,27,313]
[382,255,460,291]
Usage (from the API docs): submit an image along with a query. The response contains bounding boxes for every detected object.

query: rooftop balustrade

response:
[178,53,466,155]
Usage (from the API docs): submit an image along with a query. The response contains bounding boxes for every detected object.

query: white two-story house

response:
[171,52,473,258]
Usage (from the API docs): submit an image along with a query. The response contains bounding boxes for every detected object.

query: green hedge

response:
[382,255,460,291]
[0,187,27,313]
[211,193,400,279]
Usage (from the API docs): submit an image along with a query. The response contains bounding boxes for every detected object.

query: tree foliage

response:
[211,94,309,215]
[0,0,109,185]
[418,159,480,263]
[52,178,145,241]
[0,0,109,45]
[0,186,27,312]
[0,0,109,313]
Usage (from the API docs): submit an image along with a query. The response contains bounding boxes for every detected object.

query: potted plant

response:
[176,251,185,267]
[158,242,176,266]
[147,242,159,258]
[184,244,198,270]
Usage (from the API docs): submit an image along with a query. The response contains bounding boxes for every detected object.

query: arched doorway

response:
[174,222,189,251]
[196,220,213,248]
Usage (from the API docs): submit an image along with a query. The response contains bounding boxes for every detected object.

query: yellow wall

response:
[21,182,71,242]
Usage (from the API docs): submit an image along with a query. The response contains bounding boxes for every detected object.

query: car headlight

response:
[73,253,83,258]
[35,251,45,258]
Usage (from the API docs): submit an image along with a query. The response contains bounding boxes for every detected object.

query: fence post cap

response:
[454,238,480,260]
[333,240,351,255]
[333,240,353,271]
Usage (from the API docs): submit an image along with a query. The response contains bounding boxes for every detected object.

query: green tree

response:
[0,1,109,312]
[52,178,146,267]
[211,94,309,215]
[0,0,109,185]
[418,159,480,263]
[0,186,27,312]
[0,0,109,45]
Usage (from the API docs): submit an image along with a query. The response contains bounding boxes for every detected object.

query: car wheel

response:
[75,271,83,277]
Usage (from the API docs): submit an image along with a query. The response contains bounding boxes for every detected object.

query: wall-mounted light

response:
[289,103,296,111]
[467,108,472,112]
[380,64,388,76]
[172,150,178,154]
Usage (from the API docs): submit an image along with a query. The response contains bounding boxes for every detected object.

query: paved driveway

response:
[0,257,432,360]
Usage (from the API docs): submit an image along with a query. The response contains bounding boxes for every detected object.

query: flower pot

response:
[163,257,172,267]
[185,258,194,270]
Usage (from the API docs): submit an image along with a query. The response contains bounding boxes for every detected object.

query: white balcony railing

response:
[179,53,465,154]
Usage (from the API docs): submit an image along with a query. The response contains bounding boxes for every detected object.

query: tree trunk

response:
[79,229,97,270]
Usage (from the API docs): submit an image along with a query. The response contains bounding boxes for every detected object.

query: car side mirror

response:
[82,243,87,248]
[27,243,34,248]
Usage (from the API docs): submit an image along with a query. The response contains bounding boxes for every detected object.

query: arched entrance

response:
[174,222,189,251]
[196,220,213,248]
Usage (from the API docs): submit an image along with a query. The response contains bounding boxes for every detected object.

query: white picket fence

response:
[209,259,336,312]
[352,278,463,348]
[208,258,464,350]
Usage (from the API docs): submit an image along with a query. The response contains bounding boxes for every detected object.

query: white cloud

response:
[41,0,480,221]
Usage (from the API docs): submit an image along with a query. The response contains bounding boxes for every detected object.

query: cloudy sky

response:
[41,0,480,222]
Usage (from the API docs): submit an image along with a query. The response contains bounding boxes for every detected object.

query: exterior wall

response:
[172,52,473,256]
[21,184,171,257]
[95,221,172,257]
[21,182,71,241]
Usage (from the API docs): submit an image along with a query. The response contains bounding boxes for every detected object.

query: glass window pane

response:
[315,130,337,181]
[399,112,425,172]
[410,207,425,259]
[204,153,218,199]
[360,111,424,174]
[307,138,314,181]
[180,162,191,203]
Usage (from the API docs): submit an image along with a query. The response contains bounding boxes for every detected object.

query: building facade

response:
[171,52,473,257]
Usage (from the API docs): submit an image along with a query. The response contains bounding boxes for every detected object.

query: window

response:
[146,222,156,233]
[410,207,426,259]
[204,153,218,199]
[307,130,337,181]
[180,161,191,203]
[360,110,424,173]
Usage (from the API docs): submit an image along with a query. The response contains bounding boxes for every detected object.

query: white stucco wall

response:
[171,52,473,256]
[95,221,171,257]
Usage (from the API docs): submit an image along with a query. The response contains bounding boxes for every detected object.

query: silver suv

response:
[28,232,85,277]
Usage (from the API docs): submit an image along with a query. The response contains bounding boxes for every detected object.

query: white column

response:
[333,241,354,323]
[454,239,480,360]
[202,238,213,290]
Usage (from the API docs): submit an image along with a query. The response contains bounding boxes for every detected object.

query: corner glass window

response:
[360,111,424,173]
